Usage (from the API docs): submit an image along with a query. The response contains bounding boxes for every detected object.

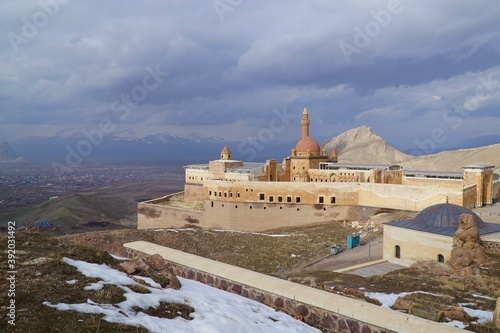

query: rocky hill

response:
[322,126,500,172]
[0,141,26,163]
[322,126,412,164]
[400,143,500,172]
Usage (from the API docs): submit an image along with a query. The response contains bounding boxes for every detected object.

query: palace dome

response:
[295,136,320,153]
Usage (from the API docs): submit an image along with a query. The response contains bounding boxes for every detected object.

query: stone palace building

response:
[138,108,500,232]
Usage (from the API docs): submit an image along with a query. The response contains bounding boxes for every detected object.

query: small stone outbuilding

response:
[383,203,500,266]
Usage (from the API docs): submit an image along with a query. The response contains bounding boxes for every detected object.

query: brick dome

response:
[295,136,320,153]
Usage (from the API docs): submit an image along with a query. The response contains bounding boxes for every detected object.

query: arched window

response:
[395,245,401,259]
[437,254,445,263]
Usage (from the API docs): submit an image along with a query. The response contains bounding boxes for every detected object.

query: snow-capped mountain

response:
[9,131,267,164]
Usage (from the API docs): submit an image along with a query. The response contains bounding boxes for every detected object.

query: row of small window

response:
[211,201,303,211]
[259,193,298,203]
[394,245,445,263]
[187,176,204,181]
[259,193,336,204]
[209,191,241,198]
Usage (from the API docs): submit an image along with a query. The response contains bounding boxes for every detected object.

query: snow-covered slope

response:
[44,257,321,333]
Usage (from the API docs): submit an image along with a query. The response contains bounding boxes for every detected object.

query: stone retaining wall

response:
[125,241,463,333]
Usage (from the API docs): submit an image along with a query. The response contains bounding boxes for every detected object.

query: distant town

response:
[0,163,184,217]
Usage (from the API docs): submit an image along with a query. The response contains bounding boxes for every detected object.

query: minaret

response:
[301,106,310,138]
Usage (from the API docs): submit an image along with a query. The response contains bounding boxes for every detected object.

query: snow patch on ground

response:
[365,291,494,328]
[161,227,301,238]
[463,308,494,324]
[44,257,321,333]
[364,291,442,308]
[443,320,467,329]
[472,293,496,300]
[110,254,129,261]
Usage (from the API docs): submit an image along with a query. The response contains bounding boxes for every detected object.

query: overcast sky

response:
[1,0,500,152]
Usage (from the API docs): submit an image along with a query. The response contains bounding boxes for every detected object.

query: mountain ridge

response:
[322,126,500,172]
[6,126,500,172]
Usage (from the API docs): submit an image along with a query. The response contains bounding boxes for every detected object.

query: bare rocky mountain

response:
[322,126,412,164]
[322,126,500,172]
[400,144,500,172]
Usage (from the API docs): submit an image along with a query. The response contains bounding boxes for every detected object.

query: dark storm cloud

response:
[1,0,499,149]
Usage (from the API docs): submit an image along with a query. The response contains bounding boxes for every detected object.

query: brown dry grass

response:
[0,231,190,333]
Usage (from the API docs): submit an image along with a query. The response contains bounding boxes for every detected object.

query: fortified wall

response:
[124,241,463,333]
[138,194,362,232]
[138,180,474,231]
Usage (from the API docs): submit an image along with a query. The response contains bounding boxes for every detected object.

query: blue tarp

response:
[35,221,51,228]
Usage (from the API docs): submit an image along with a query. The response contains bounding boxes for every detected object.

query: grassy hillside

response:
[2,193,136,235]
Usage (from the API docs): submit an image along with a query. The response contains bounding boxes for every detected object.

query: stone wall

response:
[184,183,204,202]
[494,180,500,202]
[138,181,470,231]
[124,241,463,333]
[383,225,454,266]
[138,197,363,231]
[201,200,361,232]
[137,198,204,230]
[203,179,468,210]
[128,252,384,332]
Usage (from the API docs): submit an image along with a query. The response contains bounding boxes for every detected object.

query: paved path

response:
[347,262,406,277]
[305,236,384,271]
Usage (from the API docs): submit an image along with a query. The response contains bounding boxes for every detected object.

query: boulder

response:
[393,297,414,312]
[443,306,471,322]
[118,254,181,290]
[144,254,166,271]
[119,257,150,274]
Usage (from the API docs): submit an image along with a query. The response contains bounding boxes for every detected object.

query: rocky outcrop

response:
[119,254,181,290]
[448,214,486,277]
[392,295,471,323]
